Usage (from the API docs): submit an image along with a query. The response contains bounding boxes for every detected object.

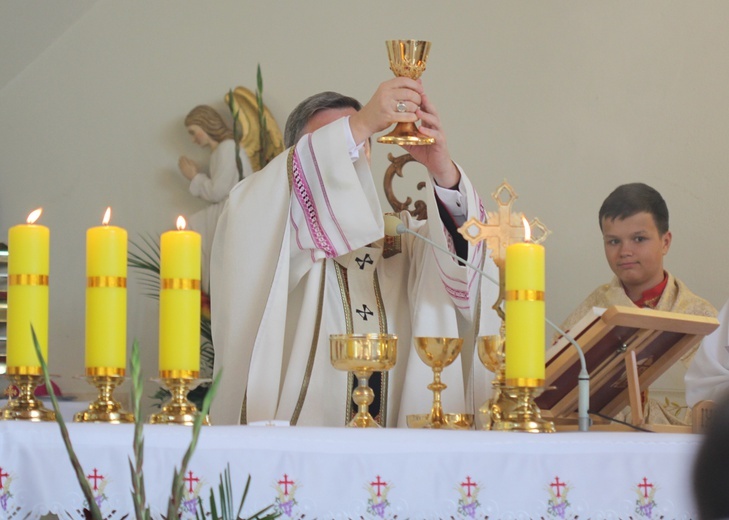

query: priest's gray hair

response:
[284,91,362,148]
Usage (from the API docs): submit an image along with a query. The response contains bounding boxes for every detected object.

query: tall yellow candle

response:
[159,216,201,377]
[85,207,127,375]
[7,209,49,374]
[504,218,545,387]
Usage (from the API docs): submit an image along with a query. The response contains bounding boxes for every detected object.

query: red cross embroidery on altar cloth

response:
[278,474,294,496]
[0,467,8,489]
[86,468,104,491]
[638,477,654,498]
[461,476,477,497]
[550,477,566,498]
[371,476,388,497]
[183,471,200,493]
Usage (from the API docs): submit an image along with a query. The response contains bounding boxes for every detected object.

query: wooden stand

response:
[537,305,719,432]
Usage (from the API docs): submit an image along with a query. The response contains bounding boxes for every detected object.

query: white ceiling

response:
[0,0,97,91]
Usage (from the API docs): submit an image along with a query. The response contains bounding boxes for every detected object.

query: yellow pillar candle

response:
[85,207,127,375]
[7,209,49,374]
[159,216,201,377]
[504,219,545,387]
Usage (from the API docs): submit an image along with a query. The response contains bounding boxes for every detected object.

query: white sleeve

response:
[434,176,468,226]
[685,299,729,405]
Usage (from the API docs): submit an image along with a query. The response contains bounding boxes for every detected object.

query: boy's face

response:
[601,211,672,299]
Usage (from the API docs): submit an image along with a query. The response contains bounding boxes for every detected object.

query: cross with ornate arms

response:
[457,180,550,317]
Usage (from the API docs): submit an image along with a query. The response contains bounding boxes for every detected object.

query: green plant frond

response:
[130,234,161,265]
[31,326,104,520]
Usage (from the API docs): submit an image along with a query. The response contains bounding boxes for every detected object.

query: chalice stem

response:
[428,369,446,426]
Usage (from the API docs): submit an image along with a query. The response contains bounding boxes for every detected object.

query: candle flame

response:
[522,215,532,242]
[176,215,187,231]
[26,208,42,224]
[102,207,111,226]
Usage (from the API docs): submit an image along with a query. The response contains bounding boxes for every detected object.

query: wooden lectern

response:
[536,305,719,432]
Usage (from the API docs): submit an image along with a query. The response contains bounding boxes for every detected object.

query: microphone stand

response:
[393,221,592,432]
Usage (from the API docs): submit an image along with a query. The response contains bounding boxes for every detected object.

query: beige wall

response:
[2,1,729,406]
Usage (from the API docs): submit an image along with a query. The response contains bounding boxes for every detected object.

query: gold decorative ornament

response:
[383,152,428,220]
[225,86,284,172]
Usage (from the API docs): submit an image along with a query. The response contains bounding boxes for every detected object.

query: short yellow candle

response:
[159,216,201,377]
[504,219,545,387]
[7,209,49,374]
[85,207,127,375]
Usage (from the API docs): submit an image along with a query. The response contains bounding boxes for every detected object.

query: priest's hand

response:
[402,93,460,189]
[178,156,199,181]
[349,77,423,145]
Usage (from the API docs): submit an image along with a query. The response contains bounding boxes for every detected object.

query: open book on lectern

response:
[535,305,719,420]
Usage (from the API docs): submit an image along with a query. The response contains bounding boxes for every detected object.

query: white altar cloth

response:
[0,422,701,519]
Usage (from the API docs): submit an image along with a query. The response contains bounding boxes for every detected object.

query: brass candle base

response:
[478,379,518,430]
[1,371,56,422]
[74,371,133,423]
[490,385,555,433]
[148,375,210,426]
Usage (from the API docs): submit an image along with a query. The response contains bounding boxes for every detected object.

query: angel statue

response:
[179,87,283,292]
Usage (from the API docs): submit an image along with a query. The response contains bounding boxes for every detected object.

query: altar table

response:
[0,422,702,519]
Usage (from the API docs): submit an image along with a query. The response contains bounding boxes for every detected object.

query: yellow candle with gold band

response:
[504,219,545,386]
[7,209,49,373]
[159,216,201,376]
[85,207,127,374]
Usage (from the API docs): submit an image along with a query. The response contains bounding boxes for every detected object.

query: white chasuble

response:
[210,117,501,426]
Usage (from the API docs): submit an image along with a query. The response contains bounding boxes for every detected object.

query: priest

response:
[209,77,500,426]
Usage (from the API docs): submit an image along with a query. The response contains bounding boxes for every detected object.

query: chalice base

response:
[1,373,56,422]
[348,412,381,428]
[407,412,474,430]
[377,122,435,145]
[74,373,133,423]
[148,377,210,426]
[490,385,555,433]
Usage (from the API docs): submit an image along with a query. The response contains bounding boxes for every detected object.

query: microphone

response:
[387,215,591,432]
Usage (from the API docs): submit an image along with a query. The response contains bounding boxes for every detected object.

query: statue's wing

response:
[224,86,284,172]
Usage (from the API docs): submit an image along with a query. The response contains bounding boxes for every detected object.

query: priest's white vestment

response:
[686,298,729,405]
[210,117,499,426]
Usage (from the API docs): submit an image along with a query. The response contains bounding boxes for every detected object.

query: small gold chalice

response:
[377,39,435,146]
[330,333,397,428]
[476,334,514,429]
[406,337,473,429]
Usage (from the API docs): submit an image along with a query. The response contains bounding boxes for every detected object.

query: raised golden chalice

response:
[330,333,397,428]
[406,337,473,429]
[377,39,435,146]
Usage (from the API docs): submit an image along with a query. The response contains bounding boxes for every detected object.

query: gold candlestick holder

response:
[491,384,555,433]
[1,368,56,421]
[74,368,133,423]
[148,371,210,426]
